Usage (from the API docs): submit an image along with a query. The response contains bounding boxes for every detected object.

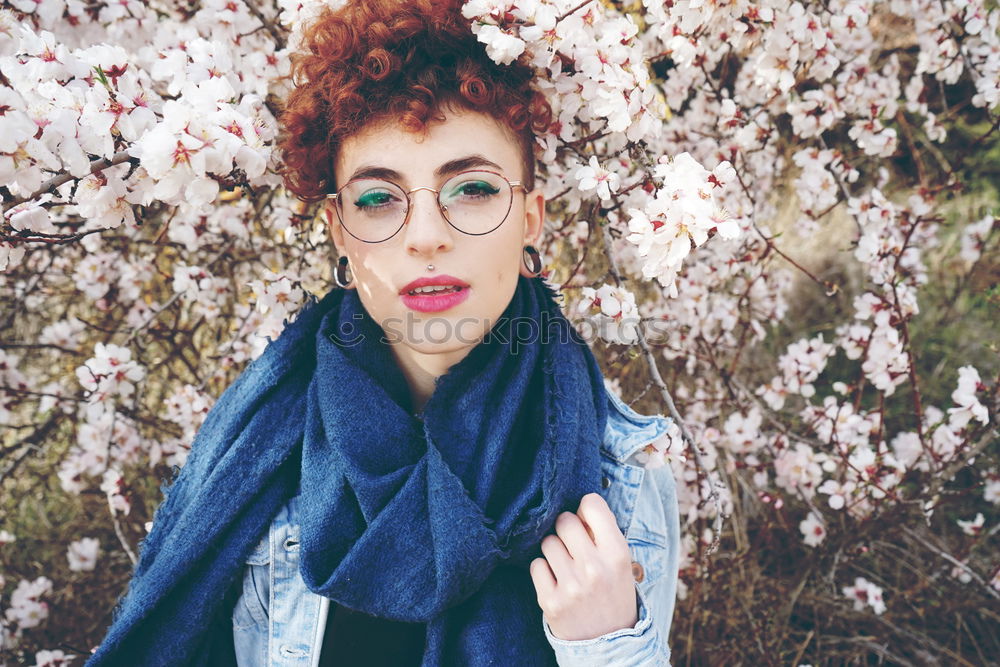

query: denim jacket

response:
[231,389,681,666]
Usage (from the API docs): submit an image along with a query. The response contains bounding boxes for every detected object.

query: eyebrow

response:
[345,154,507,183]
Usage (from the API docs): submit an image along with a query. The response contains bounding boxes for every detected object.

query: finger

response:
[575,492,627,551]
[539,532,575,584]
[553,510,598,559]
[529,556,556,600]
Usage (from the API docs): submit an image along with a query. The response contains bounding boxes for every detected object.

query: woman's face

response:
[326,106,545,366]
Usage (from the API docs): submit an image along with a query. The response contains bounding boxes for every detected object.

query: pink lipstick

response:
[399,274,471,313]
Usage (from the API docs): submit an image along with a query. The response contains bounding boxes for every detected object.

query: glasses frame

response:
[326,168,528,244]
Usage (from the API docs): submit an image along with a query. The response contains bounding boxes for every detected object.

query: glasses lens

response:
[337,178,408,243]
[440,170,512,235]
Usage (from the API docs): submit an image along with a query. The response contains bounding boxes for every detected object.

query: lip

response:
[399,274,470,294]
[399,274,471,313]
[401,288,470,313]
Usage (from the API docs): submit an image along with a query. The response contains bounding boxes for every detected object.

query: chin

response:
[407,340,473,356]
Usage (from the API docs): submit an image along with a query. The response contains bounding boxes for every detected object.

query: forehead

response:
[334,108,523,184]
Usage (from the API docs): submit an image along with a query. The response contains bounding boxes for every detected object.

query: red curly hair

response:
[276,0,554,204]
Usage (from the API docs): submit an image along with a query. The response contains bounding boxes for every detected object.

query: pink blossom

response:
[842,576,886,615]
[799,512,827,547]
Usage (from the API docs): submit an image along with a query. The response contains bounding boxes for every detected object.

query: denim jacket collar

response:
[600,388,674,464]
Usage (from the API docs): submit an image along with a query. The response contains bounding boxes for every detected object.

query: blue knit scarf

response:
[86,274,608,666]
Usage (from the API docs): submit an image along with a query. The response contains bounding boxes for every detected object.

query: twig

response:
[556,0,596,23]
[1,150,137,215]
[111,510,137,567]
[900,525,1000,601]
[123,238,236,345]
[927,425,999,497]
[0,414,59,485]
[598,217,729,559]
[242,0,286,50]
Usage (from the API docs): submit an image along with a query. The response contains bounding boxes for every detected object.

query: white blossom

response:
[4,577,52,630]
[843,577,886,615]
[956,513,984,536]
[799,511,827,547]
[576,283,640,345]
[472,24,525,66]
[573,155,620,202]
[948,365,989,429]
[75,342,146,405]
[67,537,100,571]
[32,649,76,667]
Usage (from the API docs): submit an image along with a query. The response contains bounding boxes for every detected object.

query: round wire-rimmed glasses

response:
[326,169,528,244]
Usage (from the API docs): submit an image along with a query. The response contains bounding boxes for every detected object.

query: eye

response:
[450,180,500,199]
[354,190,396,209]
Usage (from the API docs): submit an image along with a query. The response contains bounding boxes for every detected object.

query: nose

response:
[403,187,455,258]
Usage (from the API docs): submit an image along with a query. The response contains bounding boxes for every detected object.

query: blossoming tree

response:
[1,0,997,663]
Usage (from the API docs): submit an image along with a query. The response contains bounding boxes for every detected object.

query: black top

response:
[318,600,425,666]
[317,408,426,664]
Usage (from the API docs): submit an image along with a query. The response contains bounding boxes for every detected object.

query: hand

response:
[529,492,639,641]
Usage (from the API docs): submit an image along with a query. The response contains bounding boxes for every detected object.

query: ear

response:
[522,185,545,248]
[519,185,545,277]
[326,204,359,290]
[325,203,346,256]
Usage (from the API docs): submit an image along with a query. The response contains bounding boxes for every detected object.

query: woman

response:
[86,0,680,665]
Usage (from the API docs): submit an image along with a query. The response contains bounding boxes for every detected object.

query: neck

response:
[389,343,472,415]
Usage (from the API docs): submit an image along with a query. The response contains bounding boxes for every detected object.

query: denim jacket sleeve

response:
[540,460,680,666]
[541,580,669,666]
